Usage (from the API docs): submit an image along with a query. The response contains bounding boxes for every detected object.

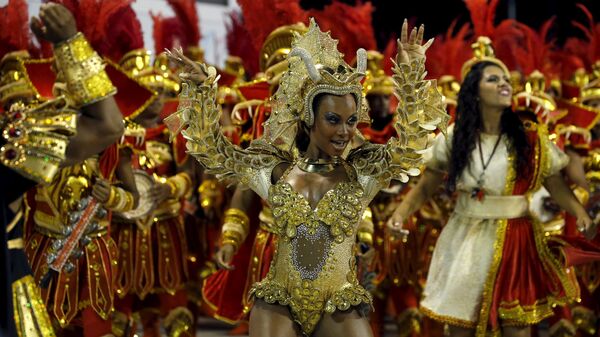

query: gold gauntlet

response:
[357,207,374,246]
[53,33,116,106]
[166,172,192,199]
[105,186,135,212]
[1,100,77,183]
[221,208,250,251]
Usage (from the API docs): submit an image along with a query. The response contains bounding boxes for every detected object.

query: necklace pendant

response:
[471,187,485,201]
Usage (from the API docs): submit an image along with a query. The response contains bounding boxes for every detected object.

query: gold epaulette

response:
[1,99,77,183]
[53,33,116,106]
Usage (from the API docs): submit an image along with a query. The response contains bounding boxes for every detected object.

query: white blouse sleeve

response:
[424,125,453,173]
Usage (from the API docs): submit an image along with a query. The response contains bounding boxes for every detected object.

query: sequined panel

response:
[290,223,333,280]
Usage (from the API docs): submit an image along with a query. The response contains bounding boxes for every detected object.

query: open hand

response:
[30,3,77,44]
[386,208,410,239]
[165,48,214,84]
[396,19,434,65]
[148,183,172,205]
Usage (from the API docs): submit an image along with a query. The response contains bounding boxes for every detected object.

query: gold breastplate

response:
[33,158,107,236]
[251,173,371,335]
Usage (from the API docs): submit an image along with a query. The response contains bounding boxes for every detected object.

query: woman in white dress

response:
[388,55,595,337]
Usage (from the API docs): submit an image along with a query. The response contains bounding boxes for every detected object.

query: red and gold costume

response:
[21,32,153,336]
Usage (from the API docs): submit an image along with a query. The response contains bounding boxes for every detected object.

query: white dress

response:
[420,125,568,325]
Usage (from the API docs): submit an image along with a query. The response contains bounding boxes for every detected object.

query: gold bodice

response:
[250,168,371,335]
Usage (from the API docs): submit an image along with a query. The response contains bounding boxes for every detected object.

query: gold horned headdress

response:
[263,18,368,151]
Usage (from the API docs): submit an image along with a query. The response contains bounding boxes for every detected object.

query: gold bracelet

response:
[167,173,192,199]
[224,208,250,232]
[105,186,117,208]
[53,33,116,106]
[221,230,242,251]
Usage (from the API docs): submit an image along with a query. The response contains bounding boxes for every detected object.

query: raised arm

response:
[164,49,288,199]
[349,21,448,195]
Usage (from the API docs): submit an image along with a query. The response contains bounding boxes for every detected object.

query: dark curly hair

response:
[446,61,531,192]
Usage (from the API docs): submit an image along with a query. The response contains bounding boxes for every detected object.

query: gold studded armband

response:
[53,33,116,106]
[220,208,250,251]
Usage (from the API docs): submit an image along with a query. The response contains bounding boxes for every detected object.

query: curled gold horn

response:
[289,47,322,83]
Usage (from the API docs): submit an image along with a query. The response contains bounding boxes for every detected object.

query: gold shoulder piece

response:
[1,98,77,183]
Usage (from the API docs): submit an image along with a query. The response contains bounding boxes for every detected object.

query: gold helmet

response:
[119,49,180,95]
[259,23,307,81]
[264,19,368,150]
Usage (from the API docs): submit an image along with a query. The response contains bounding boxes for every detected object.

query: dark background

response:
[298,0,600,49]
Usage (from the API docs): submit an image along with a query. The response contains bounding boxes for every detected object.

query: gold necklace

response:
[297,157,341,173]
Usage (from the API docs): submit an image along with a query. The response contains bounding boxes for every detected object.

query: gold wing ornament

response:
[164,63,291,200]
[348,55,449,199]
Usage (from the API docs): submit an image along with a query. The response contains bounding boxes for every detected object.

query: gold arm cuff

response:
[53,33,116,106]
[105,186,134,212]
[167,172,192,199]
[221,230,242,251]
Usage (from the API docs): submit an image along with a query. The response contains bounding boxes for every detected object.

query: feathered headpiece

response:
[263,19,368,150]
[463,0,520,71]
[461,36,509,80]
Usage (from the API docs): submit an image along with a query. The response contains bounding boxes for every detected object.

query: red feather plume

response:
[226,11,259,77]
[309,1,377,63]
[566,3,600,71]
[0,0,40,59]
[236,0,308,54]
[166,0,201,49]
[426,20,471,80]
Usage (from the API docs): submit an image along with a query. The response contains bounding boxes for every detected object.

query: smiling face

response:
[308,93,358,158]
[478,65,512,109]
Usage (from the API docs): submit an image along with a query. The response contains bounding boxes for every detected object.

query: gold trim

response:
[420,306,477,328]
[475,149,516,337]
[12,275,56,337]
[103,58,159,120]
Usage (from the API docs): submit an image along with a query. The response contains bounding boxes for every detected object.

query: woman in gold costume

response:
[166,19,447,336]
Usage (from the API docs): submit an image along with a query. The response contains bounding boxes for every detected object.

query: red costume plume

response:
[508,18,559,82]
[381,36,396,76]
[226,11,259,77]
[152,14,186,54]
[308,1,377,64]
[463,0,521,69]
[236,0,308,54]
[166,0,201,50]
[48,0,143,62]
[426,20,471,80]
[565,4,600,71]
[0,0,40,58]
